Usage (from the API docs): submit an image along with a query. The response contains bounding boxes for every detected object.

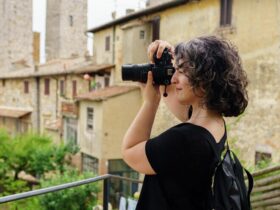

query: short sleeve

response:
[145,127,189,175]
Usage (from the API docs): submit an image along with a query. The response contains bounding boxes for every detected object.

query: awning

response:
[0,107,32,118]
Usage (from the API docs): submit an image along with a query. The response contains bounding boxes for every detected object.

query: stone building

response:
[0,58,114,137]
[0,0,90,139]
[88,0,280,166]
[0,0,33,71]
[76,85,141,174]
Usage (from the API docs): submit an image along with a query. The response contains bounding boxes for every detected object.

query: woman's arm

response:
[122,72,159,174]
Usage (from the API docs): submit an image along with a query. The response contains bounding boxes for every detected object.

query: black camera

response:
[121,48,175,86]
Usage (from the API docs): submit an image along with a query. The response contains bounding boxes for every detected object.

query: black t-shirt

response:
[136,123,226,210]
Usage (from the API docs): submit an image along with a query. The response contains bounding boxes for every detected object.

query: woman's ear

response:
[192,85,205,98]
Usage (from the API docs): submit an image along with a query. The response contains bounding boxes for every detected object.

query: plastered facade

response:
[78,89,141,174]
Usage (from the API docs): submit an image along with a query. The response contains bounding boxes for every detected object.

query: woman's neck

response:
[187,104,222,124]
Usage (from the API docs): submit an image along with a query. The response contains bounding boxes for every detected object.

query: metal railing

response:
[0,174,143,210]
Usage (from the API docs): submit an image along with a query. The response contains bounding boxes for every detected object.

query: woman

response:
[122,36,248,210]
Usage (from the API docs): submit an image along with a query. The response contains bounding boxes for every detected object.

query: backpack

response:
[206,133,254,210]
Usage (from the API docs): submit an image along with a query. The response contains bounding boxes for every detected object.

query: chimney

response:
[111,11,116,19]
[33,32,40,65]
[126,9,135,15]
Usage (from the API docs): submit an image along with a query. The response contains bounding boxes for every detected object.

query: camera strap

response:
[163,85,168,97]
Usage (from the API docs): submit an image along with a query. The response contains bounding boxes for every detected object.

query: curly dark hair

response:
[174,36,248,117]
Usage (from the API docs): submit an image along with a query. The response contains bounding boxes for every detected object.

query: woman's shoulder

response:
[170,122,211,136]
[159,123,212,145]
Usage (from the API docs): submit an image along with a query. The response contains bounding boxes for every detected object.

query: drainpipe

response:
[50,76,59,118]
[35,77,40,133]
[112,26,116,64]
[55,77,58,118]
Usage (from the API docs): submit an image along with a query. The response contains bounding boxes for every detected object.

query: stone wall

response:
[0,0,33,71]
[46,0,87,61]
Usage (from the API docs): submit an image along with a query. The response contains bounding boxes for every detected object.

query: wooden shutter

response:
[152,18,160,41]
[44,78,50,95]
[220,0,233,26]
[24,81,29,94]
[72,80,77,97]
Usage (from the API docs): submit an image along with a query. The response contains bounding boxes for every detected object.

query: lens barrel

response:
[122,64,153,83]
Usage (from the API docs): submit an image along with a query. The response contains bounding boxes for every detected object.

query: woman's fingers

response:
[156,42,166,58]
[147,71,153,86]
[148,41,159,63]
[148,40,174,62]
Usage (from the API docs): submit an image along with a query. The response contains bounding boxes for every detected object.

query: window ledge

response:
[216,25,237,36]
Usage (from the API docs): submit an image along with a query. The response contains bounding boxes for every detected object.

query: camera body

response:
[122,48,175,85]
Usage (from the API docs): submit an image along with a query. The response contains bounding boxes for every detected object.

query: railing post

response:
[103,178,110,210]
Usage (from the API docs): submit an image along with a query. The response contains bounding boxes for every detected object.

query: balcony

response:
[0,174,142,210]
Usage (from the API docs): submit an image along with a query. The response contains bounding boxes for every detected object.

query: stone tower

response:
[0,0,33,72]
[45,0,87,61]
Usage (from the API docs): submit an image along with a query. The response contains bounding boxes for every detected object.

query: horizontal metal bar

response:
[108,174,143,184]
[0,174,142,204]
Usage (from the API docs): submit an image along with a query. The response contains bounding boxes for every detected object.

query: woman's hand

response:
[140,71,161,107]
[147,40,174,63]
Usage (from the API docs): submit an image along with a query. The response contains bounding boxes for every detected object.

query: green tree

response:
[0,129,79,195]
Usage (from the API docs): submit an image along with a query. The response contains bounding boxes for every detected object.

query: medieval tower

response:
[45,0,87,61]
[0,0,33,72]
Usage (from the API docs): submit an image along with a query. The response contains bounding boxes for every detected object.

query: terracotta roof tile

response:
[76,85,140,101]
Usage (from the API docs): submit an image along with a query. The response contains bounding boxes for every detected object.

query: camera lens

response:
[122,64,152,83]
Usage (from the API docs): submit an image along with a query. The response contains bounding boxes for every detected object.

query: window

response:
[220,0,233,26]
[44,78,50,95]
[105,76,110,87]
[60,80,65,96]
[2,117,6,125]
[64,118,77,145]
[72,80,77,97]
[82,153,99,174]
[87,107,94,131]
[139,30,145,39]
[108,159,139,208]
[105,36,110,51]
[24,81,29,94]
[69,15,74,26]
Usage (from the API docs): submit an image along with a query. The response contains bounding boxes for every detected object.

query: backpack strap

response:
[232,152,254,209]
[245,169,254,209]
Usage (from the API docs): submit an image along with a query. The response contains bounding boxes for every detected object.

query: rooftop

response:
[0,57,114,79]
[76,85,139,101]
[87,0,189,33]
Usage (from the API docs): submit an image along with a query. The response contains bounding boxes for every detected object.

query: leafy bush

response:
[38,169,100,210]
